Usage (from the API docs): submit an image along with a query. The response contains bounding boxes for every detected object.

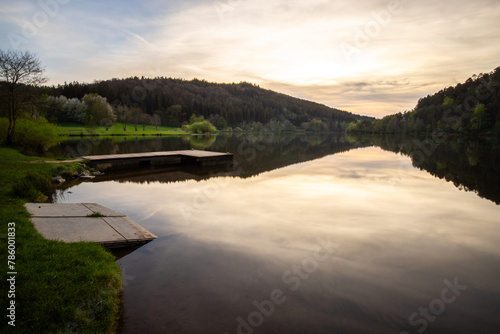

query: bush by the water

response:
[189,120,217,134]
[0,117,59,151]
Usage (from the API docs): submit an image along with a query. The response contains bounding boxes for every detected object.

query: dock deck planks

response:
[82,150,233,169]
[25,203,157,248]
[83,149,232,162]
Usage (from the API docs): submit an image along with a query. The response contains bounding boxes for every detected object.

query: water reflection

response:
[52,133,366,182]
[91,164,234,184]
[189,135,217,150]
[58,144,500,334]
[52,133,500,205]
[369,135,500,204]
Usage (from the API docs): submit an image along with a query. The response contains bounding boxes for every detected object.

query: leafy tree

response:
[251,121,264,132]
[471,103,487,131]
[442,97,454,107]
[82,93,116,128]
[0,49,47,145]
[309,119,328,132]
[214,116,228,130]
[189,114,205,124]
[346,121,358,132]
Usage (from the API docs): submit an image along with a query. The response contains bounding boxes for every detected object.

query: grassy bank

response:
[58,122,188,136]
[0,147,122,333]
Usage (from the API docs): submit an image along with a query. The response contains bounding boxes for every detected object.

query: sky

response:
[1,0,500,118]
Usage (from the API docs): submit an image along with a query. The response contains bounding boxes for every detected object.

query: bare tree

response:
[152,113,161,131]
[0,50,47,145]
[115,105,131,131]
[129,107,142,131]
[140,113,153,131]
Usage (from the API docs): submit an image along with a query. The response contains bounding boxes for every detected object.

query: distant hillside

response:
[348,66,500,135]
[41,78,369,131]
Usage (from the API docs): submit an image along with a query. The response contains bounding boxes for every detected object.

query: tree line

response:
[39,77,366,131]
[1,49,371,146]
[348,66,500,135]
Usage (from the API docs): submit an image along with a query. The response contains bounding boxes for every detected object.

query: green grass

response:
[0,147,122,333]
[58,122,188,136]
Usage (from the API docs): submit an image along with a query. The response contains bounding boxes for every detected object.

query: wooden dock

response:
[83,150,233,170]
[25,203,157,249]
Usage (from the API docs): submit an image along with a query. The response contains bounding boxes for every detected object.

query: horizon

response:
[1,0,500,117]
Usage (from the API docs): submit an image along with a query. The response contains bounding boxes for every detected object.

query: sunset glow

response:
[1,0,499,116]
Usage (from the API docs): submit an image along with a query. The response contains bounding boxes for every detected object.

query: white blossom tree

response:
[63,98,87,123]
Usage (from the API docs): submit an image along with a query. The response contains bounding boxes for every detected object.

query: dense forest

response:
[348,66,500,135]
[39,78,368,131]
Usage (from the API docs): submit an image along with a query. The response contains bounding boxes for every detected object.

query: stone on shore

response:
[51,176,66,184]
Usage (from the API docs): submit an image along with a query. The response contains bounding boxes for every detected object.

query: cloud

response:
[1,0,499,117]
[125,30,154,48]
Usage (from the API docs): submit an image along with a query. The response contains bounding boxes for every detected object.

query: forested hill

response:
[349,66,500,135]
[42,78,367,131]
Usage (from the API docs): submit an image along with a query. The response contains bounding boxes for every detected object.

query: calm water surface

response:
[55,135,500,333]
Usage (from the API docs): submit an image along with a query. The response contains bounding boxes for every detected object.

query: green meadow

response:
[0,147,122,333]
[58,123,188,136]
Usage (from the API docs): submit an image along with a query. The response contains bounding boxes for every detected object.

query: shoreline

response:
[0,147,122,333]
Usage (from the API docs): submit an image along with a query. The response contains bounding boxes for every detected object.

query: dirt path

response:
[30,158,84,163]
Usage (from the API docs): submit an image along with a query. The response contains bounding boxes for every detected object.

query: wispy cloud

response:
[125,30,155,48]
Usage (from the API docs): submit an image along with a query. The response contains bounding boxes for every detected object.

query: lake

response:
[52,133,500,333]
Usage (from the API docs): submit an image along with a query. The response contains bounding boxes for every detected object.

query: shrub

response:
[1,117,60,151]
[189,120,217,134]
